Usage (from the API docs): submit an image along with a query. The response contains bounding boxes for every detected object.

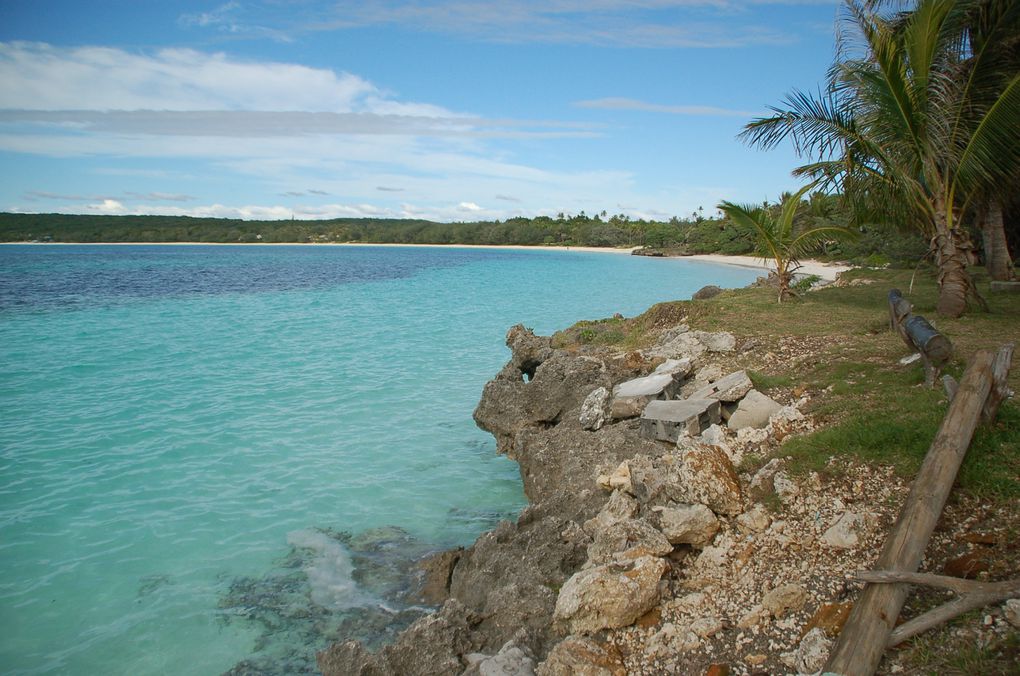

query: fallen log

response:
[823,348,999,676]
[887,289,953,387]
[854,570,1020,646]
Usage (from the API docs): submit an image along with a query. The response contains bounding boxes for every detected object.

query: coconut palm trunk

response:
[981,200,1015,280]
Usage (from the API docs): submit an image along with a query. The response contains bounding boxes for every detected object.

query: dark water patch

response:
[0,245,518,314]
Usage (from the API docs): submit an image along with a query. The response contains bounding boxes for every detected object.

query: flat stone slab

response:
[990,281,1020,293]
[610,359,690,420]
[689,370,753,403]
[640,399,721,443]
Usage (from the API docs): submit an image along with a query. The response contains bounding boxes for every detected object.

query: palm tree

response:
[741,0,1020,316]
[718,182,854,302]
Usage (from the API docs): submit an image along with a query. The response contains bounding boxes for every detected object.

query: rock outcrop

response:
[319,320,814,676]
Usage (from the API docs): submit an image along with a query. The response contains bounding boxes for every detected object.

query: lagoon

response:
[0,244,761,674]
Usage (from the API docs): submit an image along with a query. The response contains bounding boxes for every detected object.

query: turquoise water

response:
[0,245,761,674]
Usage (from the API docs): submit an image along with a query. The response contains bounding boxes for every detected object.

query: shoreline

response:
[1,241,640,255]
[3,242,854,280]
[679,253,852,282]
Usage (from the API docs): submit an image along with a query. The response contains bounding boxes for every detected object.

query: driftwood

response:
[982,342,1015,423]
[823,348,1002,676]
[887,289,953,387]
[854,571,1020,646]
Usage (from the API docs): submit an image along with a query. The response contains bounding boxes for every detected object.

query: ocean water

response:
[0,244,761,675]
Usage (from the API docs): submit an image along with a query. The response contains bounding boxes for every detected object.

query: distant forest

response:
[0,207,929,266]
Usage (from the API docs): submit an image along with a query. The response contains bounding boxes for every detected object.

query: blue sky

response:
[0,1,841,222]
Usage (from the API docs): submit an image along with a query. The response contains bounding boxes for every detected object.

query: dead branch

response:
[855,570,1020,646]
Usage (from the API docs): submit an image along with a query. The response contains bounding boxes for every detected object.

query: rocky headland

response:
[317,300,1018,675]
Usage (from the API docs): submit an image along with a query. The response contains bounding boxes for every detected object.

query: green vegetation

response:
[0,211,752,249]
[744,0,1020,317]
[718,182,856,302]
[553,265,1019,501]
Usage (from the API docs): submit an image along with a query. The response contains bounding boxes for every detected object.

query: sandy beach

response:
[679,253,852,281]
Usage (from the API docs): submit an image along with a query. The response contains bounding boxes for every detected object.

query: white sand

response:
[679,254,852,281]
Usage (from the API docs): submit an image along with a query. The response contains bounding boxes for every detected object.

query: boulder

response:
[735,504,771,533]
[585,518,672,566]
[1004,599,1020,628]
[747,458,784,502]
[416,547,463,605]
[727,389,782,430]
[689,370,754,403]
[579,387,610,431]
[639,399,722,442]
[536,636,626,676]
[553,556,669,635]
[820,512,865,550]
[317,599,479,676]
[668,444,743,516]
[582,490,639,535]
[761,584,808,618]
[692,330,736,353]
[794,627,832,674]
[656,504,720,547]
[506,324,554,379]
[692,285,723,300]
[463,639,537,676]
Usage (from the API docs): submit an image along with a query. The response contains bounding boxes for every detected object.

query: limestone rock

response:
[553,556,669,635]
[773,471,800,504]
[579,387,611,431]
[699,423,728,448]
[693,330,736,353]
[737,604,767,629]
[416,547,463,605]
[463,640,537,676]
[821,512,865,550]
[656,504,720,547]
[727,389,782,430]
[582,490,639,535]
[586,519,672,566]
[690,616,724,638]
[692,285,723,300]
[795,627,832,674]
[317,599,478,676]
[645,330,706,360]
[669,444,743,516]
[761,584,808,618]
[1003,599,1020,628]
[747,458,783,502]
[736,504,771,533]
[690,370,754,403]
[536,636,626,676]
[506,324,554,379]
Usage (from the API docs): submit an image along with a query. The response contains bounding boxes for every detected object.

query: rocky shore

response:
[317,306,1018,675]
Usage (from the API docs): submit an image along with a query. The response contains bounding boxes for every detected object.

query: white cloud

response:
[289,0,838,48]
[575,97,761,117]
[0,42,382,113]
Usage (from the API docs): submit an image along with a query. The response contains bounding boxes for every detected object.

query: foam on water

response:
[0,244,762,674]
[286,529,376,611]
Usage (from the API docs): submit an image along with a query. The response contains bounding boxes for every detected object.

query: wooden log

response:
[887,289,913,350]
[823,350,996,676]
[982,343,1016,424]
[854,571,1020,646]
